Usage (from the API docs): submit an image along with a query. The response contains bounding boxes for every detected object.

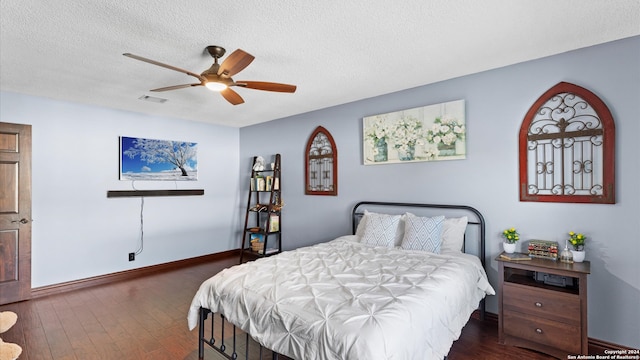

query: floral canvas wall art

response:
[120,136,198,180]
[363,100,466,165]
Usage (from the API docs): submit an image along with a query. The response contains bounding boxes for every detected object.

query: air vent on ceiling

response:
[138,95,167,103]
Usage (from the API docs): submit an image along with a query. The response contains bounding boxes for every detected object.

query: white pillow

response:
[440,216,469,253]
[355,210,369,238]
[360,211,402,248]
[400,213,445,253]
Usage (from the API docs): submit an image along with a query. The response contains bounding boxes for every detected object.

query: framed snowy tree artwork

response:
[119,136,198,181]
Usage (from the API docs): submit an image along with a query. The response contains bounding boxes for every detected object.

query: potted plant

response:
[568,231,586,262]
[501,227,520,253]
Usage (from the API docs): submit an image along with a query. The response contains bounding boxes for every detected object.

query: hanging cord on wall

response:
[135,196,144,255]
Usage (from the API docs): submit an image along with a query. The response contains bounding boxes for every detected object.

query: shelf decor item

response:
[568,231,586,262]
[252,156,265,171]
[499,252,531,261]
[501,227,520,253]
[251,240,264,252]
[268,215,279,232]
[527,239,559,260]
[503,242,516,254]
[559,240,574,264]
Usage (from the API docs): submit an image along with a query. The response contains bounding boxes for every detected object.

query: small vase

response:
[503,242,516,254]
[374,138,388,162]
[397,144,416,161]
[437,142,456,156]
[571,250,585,263]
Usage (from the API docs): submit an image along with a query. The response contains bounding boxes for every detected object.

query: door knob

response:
[11,218,29,224]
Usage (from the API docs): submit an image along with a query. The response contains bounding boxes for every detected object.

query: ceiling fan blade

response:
[236,81,297,93]
[217,49,255,77]
[150,83,202,92]
[220,87,245,105]
[123,53,205,82]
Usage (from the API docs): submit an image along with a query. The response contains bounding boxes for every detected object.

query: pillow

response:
[440,216,469,253]
[400,213,445,253]
[355,210,369,238]
[360,211,403,248]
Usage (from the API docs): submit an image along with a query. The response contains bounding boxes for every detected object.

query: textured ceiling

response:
[1,1,638,127]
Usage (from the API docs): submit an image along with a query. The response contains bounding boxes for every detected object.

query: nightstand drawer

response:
[503,309,581,354]
[503,283,580,324]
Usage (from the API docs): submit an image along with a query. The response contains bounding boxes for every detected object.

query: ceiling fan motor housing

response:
[201,64,233,86]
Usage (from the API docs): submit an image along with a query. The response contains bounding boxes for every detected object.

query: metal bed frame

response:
[196,201,486,360]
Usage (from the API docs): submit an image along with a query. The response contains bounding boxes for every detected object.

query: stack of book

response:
[499,252,531,261]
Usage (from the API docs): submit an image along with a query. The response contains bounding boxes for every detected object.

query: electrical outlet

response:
[129,252,135,261]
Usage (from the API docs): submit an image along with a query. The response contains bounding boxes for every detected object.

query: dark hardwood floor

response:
[0,255,555,360]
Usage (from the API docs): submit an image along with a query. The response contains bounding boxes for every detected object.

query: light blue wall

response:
[240,36,640,347]
[0,93,242,287]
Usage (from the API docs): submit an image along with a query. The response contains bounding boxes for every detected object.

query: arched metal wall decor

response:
[519,82,615,203]
[305,126,338,196]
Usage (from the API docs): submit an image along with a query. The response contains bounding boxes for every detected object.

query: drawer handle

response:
[535,328,543,334]
[534,302,543,307]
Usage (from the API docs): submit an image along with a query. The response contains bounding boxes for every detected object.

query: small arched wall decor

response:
[519,82,615,203]
[305,126,338,196]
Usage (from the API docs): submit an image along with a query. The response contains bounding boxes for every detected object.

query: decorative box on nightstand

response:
[496,254,590,359]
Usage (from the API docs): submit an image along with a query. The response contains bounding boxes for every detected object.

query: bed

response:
[188,201,495,360]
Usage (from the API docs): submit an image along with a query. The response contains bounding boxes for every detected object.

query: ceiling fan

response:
[123,46,296,105]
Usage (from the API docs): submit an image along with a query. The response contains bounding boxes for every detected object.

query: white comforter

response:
[188,236,495,360]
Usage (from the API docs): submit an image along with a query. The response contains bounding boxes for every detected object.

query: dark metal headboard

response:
[351,201,487,318]
[351,201,486,265]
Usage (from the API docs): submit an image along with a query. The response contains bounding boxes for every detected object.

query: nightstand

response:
[496,254,590,359]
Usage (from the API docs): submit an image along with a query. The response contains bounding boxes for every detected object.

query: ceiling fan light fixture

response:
[205,81,227,92]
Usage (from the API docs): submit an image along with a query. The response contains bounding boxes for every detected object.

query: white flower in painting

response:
[442,132,458,145]
[424,143,439,159]
[440,114,458,125]
[425,115,465,145]
[391,116,423,150]
[365,116,393,144]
